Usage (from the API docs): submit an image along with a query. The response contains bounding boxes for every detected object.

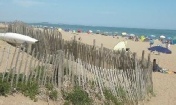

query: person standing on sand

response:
[149,39,154,48]
[166,40,171,49]
[166,40,169,49]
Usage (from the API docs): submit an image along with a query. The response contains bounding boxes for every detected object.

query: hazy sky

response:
[0,0,176,30]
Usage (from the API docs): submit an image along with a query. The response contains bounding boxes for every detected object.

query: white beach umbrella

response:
[0,33,38,44]
[88,30,93,33]
[113,41,127,51]
[160,35,165,39]
[58,28,62,32]
[72,30,76,34]
[122,32,127,36]
[130,34,135,36]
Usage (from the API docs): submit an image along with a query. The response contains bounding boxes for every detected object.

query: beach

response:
[61,31,176,71]
[60,31,176,105]
[0,30,176,105]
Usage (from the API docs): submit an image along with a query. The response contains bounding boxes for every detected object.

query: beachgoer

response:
[166,40,169,49]
[149,39,154,48]
[78,37,82,41]
[167,40,171,49]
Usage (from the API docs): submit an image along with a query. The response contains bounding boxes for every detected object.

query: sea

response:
[29,23,176,40]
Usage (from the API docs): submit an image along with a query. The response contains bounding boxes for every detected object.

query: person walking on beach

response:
[149,39,154,48]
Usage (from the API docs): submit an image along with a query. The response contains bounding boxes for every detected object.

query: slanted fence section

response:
[0,21,154,104]
[0,45,64,88]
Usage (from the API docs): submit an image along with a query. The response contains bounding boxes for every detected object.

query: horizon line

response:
[1,20,175,31]
[28,22,176,31]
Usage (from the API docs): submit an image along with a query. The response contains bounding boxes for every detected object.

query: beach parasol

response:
[148,46,172,54]
[160,35,165,39]
[122,32,127,36]
[130,34,135,37]
[89,30,93,33]
[113,41,127,51]
[150,35,156,38]
[167,37,172,40]
[58,28,62,32]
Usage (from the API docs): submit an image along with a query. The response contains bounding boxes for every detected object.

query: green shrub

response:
[46,83,58,101]
[116,87,127,100]
[0,81,10,96]
[63,86,92,105]
[46,83,54,91]
[103,88,123,105]
[64,101,71,105]
[49,90,58,100]
[34,66,45,80]
[17,81,39,100]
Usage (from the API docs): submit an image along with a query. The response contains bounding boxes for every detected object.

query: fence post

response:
[2,46,11,82]
[134,53,140,100]
[11,48,21,88]
[93,39,96,66]
[141,50,145,67]
[15,47,26,87]
[57,51,64,89]
[0,47,6,66]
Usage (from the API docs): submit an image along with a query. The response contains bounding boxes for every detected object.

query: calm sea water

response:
[29,23,176,39]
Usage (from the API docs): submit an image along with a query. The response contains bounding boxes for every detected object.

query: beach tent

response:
[148,46,172,54]
[113,41,127,51]
[140,35,145,41]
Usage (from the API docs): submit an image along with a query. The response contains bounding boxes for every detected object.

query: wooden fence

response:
[0,22,153,104]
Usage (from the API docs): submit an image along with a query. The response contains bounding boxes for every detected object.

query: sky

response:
[0,0,176,30]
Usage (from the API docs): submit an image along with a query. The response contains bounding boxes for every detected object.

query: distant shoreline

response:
[28,22,176,31]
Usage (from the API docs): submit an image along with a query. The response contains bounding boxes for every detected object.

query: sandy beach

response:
[0,30,176,105]
[60,31,176,105]
[61,31,176,72]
